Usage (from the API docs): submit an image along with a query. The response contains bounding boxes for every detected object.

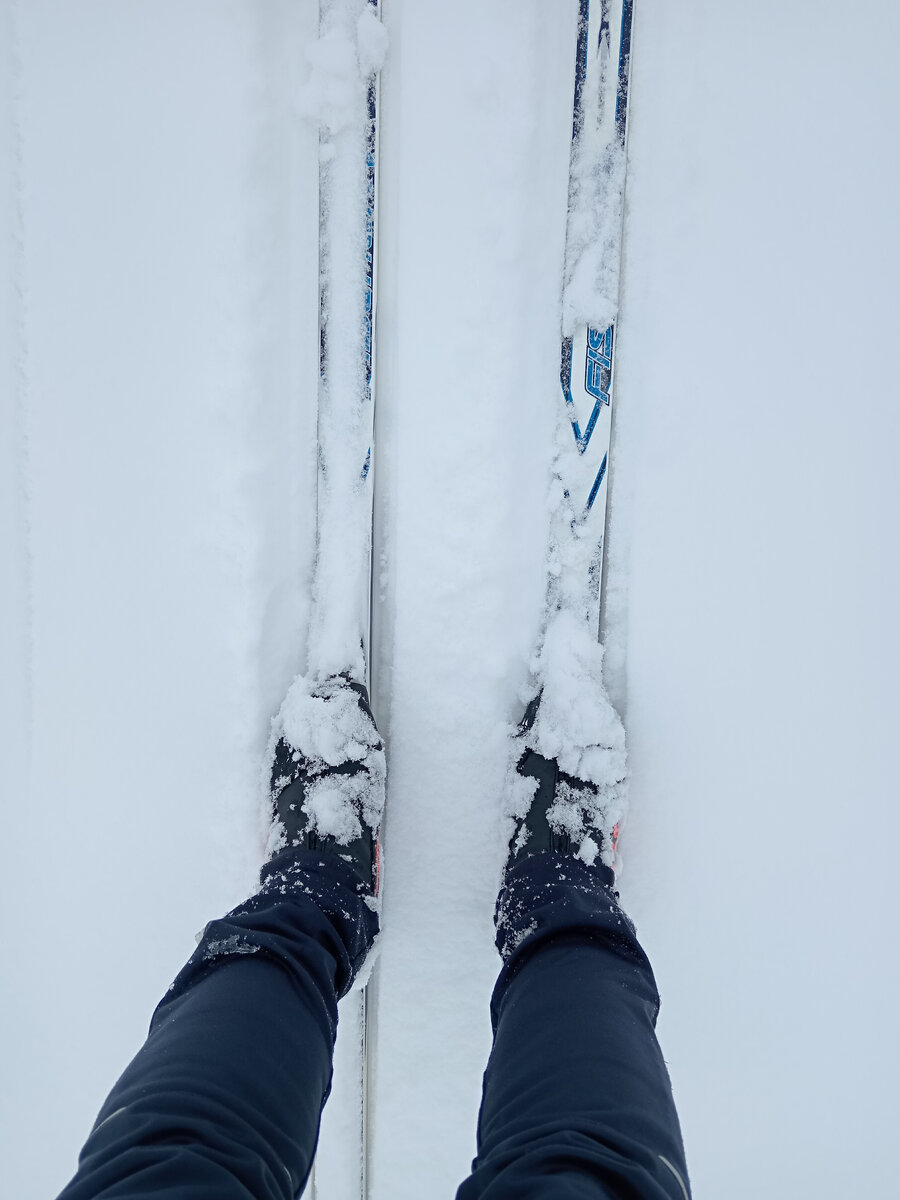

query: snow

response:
[267,673,386,852]
[509,608,628,869]
[562,0,627,334]
[356,6,389,80]
[279,676,380,770]
[303,0,378,684]
[2,2,900,1199]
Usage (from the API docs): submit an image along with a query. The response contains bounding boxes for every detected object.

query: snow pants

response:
[57,849,690,1200]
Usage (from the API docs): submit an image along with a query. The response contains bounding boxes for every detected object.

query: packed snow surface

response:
[2,3,900,1200]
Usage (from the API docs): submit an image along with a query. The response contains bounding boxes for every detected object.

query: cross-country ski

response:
[269,2,386,1196]
[505,0,634,889]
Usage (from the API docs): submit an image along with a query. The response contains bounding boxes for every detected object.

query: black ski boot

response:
[267,675,385,898]
[506,692,618,889]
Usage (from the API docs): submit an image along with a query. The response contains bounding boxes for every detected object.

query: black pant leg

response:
[457,854,691,1200]
[57,850,378,1200]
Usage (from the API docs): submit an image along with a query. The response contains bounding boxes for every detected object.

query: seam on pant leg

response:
[659,1154,690,1199]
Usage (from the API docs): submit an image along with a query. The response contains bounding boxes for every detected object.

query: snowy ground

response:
[2,2,899,1198]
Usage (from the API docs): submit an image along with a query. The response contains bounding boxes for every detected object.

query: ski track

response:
[368,5,575,1193]
[2,2,900,1199]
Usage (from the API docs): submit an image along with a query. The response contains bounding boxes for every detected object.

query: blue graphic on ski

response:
[555,0,634,632]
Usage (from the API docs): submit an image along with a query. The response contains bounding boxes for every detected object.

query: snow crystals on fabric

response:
[202,935,260,961]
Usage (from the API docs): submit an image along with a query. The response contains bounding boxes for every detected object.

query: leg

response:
[457,854,691,1200]
[59,674,384,1200]
[57,849,377,1200]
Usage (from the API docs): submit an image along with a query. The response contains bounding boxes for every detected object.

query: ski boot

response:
[266,674,385,898]
[505,692,619,889]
